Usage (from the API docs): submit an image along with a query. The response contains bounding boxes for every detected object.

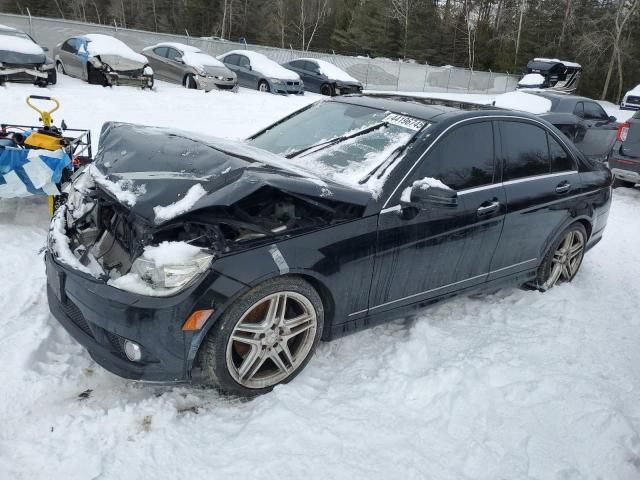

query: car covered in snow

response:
[281,58,362,96]
[53,34,153,88]
[142,42,237,92]
[619,84,640,111]
[45,95,612,396]
[0,24,56,86]
[218,50,303,94]
[608,110,640,187]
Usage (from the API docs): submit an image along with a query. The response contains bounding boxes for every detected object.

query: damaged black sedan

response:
[46,95,612,396]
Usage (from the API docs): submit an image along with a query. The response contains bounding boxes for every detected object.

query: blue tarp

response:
[0,147,72,198]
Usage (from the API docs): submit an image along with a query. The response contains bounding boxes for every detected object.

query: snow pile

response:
[84,34,147,64]
[220,50,300,80]
[400,176,451,202]
[0,33,43,55]
[47,206,94,275]
[518,73,545,87]
[299,58,359,83]
[153,183,207,224]
[493,90,552,114]
[534,57,581,68]
[141,241,203,267]
[89,164,142,206]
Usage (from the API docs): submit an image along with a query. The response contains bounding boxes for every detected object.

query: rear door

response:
[368,120,505,315]
[165,47,185,83]
[488,119,581,280]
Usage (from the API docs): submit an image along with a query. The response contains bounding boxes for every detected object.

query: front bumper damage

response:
[0,63,54,83]
[103,70,153,88]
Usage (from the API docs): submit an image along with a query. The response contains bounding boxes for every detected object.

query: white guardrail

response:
[0,12,521,94]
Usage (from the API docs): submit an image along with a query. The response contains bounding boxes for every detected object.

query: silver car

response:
[54,34,153,88]
[218,50,304,95]
[142,42,237,92]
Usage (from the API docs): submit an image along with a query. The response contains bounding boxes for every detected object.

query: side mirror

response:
[609,115,617,122]
[42,46,49,52]
[175,56,184,64]
[246,65,252,71]
[400,182,458,211]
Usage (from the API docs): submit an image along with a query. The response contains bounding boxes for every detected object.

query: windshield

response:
[249,101,427,186]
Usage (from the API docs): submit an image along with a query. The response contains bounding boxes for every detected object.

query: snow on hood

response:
[92,122,370,224]
[518,73,545,87]
[298,58,359,83]
[493,91,552,114]
[0,34,43,55]
[625,84,640,96]
[534,57,581,69]
[84,34,147,64]
[220,50,299,80]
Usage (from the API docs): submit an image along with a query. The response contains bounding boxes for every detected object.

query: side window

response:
[548,134,576,172]
[500,121,550,180]
[237,55,250,68]
[584,102,608,120]
[289,60,304,69]
[305,61,320,73]
[573,102,584,118]
[153,46,168,58]
[61,39,77,53]
[166,48,181,61]
[410,121,495,191]
[223,54,238,65]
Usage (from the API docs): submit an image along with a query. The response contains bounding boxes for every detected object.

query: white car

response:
[620,85,640,110]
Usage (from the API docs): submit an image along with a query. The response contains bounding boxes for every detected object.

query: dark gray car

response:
[532,92,619,162]
[281,58,362,96]
[608,110,640,187]
[0,24,56,86]
[142,42,237,91]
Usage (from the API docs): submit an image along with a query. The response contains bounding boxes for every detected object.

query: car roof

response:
[528,91,601,112]
[332,93,514,122]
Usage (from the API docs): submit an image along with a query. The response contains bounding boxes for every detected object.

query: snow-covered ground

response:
[1,77,640,479]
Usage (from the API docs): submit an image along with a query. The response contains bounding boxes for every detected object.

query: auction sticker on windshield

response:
[383,113,426,131]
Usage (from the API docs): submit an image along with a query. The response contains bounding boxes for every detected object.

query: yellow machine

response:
[23,95,65,151]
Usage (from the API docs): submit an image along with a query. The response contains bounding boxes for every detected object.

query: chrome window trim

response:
[382,114,581,209]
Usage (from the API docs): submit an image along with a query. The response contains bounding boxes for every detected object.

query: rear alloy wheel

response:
[200,276,323,396]
[534,223,587,291]
[258,80,270,93]
[320,83,334,96]
[184,74,197,89]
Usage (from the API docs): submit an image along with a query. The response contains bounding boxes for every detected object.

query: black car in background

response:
[281,58,362,96]
[45,95,612,397]
[608,110,640,187]
[0,24,56,86]
[531,92,619,162]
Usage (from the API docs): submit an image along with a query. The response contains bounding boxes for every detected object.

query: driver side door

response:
[368,120,506,315]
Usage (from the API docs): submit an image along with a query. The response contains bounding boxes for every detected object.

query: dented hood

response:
[93,122,372,224]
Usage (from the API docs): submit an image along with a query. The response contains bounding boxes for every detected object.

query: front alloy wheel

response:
[535,223,587,290]
[200,276,323,396]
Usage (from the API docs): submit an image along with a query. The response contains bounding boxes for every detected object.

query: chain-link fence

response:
[0,12,521,94]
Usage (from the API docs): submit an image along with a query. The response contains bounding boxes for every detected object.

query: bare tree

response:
[389,0,420,58]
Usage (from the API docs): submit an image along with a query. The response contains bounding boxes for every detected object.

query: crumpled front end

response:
[0,60,55,84]
[89,55,153,88]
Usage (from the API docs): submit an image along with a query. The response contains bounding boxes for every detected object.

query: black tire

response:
[320,83,334,96]
[257,80,270,93]
[87,63,104,85]
[531,222,587,291]
[199,276,324,397]
[47,68,57,85]
[612,176,636,188]
[184,74,197,89]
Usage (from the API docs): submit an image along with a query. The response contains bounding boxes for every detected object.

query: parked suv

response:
[608,110,640,187]
[46,95,612,397]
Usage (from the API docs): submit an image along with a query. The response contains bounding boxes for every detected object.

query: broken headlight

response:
[130,250,214,291]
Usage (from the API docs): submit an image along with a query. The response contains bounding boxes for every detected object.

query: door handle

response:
[555,182,571,194]
[477,200,500,216]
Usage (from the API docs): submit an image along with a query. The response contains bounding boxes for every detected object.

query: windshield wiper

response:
[285,121,387,159]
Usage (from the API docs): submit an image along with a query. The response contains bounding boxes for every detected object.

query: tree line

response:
[2,0,639,101]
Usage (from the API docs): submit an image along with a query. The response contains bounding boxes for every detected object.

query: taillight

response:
[616,122,630,142]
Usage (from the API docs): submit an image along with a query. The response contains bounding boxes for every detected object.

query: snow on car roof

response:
[145,42,225,68]
[297,58,359,83]
[534,58,582,68]
[0,24,18,31]
[493,91,552,114]
[144,42,201,53]
[0,31,43,55]
[220,50,299,80]
[82,34,147,64]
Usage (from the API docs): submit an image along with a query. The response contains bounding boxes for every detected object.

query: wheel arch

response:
[539,215,593,263]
